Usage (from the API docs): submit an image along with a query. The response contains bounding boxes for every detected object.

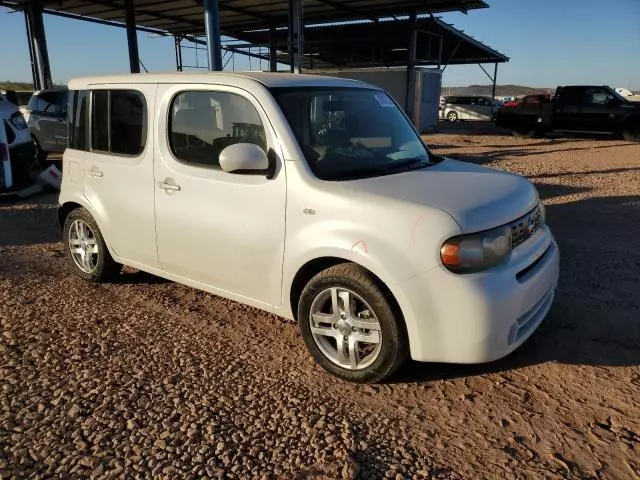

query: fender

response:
[58,191,120,261]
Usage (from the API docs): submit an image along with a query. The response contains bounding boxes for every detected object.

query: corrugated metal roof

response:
[237,16,508,69]
[6,0,487,34]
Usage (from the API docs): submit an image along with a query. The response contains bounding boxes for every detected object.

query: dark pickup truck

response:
[495,85,640,141]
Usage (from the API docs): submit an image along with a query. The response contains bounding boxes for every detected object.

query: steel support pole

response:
[406,11,417,122]
[27,0,52,90]
[124,0,140,73]
[269,26,278,72]
[23,10,38,89]
[204,0,222,71]
[491,62,498,100]
[491,62,498,115]
[288,0,303,73]
[175,36,184,71]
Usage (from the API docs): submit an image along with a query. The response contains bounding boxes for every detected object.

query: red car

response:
[503,93,551,108]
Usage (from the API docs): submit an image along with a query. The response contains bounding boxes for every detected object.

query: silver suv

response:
[26,88,69,162]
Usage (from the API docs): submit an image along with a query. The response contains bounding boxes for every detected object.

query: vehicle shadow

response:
[0,197,60,247]
[115,269,170,285]
[440,141,639,166]
[390,194,640,384]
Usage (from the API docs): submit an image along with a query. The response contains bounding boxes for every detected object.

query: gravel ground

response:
[1,133,639,479]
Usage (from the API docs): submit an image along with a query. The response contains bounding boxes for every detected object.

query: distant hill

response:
[441,84,551,97]
[1,81,35,91]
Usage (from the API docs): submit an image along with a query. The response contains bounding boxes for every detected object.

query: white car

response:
[441,95,501,121]
[0,93,36,189]
[59,73,559,383]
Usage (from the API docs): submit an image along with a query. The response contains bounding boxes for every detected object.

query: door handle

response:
[87,168,103,178]
[158,181,181,192]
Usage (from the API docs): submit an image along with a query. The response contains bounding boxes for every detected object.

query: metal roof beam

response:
[312,0,378,22]
[214,0,275,22]
[85,0,204,30]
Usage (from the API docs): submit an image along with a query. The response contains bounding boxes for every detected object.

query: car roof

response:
[68,72,378,90]
[33,87,68,95]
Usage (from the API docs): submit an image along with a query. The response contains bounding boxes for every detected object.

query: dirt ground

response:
[1,133,639,479]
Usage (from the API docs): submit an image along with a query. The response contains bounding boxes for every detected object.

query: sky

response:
[0,0,639,89]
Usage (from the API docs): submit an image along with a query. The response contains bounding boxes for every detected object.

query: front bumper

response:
[399,226,560,363]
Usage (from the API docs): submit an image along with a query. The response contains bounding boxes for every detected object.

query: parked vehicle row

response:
[439,95,502,122]
[59,72,559,383]
[495,85,640,141]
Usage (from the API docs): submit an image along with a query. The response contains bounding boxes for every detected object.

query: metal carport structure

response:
[235,16,508,70]
[0,0,488,90]
[232,15,508,118]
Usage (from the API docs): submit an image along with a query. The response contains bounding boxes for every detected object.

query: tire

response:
[297,263,408,383]
[63,208,121,282]
[622,120,640,142]
[512,127,538,138]
[32,136,48,166]
[446,110,458,122]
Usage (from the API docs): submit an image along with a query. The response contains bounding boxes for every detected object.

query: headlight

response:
[10,113,27,130]
[441,225,512,273]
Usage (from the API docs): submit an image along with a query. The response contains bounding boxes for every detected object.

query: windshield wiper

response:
[381,157,433,174]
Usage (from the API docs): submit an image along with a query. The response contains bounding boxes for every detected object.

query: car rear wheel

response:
[622,120,640,142]
[31,135,47,166]
[63,208,121,282]
[446,111,458,122]
[297,263,408,383]
[512,127,538,138]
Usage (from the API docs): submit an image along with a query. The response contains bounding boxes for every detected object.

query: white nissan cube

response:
[59,73,559,383]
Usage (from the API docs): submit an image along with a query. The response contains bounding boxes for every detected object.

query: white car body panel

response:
[153,83,286,306]
[81,82,160,269]
[61,72,560,366]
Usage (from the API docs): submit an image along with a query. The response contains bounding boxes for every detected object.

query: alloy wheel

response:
[309,287,382,370]
[68,219,100,273]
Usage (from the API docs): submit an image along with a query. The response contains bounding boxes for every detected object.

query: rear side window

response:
[90,90,146,156]
[68,90,88,150]
[169,90,266,169]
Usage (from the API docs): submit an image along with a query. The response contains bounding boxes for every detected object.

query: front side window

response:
[582,87,625,106]
[90,90,146,156]
[271,87,437,181]
[169,90,266,169]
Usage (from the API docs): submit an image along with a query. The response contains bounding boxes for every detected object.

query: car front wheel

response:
[446,110,458,122]
[297,263,408,383]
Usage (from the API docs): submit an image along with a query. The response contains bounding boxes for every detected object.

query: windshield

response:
[270,87,438,180]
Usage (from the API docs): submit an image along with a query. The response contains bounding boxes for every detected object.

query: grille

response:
[509,206,542,248]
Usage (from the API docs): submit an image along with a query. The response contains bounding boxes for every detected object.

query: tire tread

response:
[298,262,408,383]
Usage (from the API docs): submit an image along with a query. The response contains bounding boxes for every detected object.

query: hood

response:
[345,158,538,233]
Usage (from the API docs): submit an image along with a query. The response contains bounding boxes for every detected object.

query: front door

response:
[153,84,286,309]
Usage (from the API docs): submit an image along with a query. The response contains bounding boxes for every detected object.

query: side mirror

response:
[219,143,269,175]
